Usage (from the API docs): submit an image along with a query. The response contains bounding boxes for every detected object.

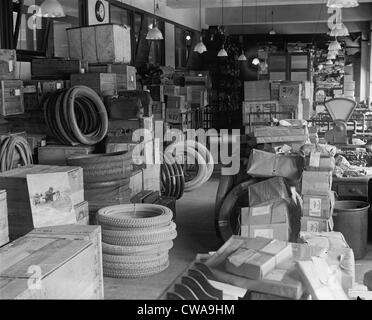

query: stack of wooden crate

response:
[0,49,24,117]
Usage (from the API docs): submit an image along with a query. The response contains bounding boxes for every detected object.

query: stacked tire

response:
[98,204,177,278]
[67,151,135,222]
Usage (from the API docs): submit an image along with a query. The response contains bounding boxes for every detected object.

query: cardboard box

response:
[225,239,292,280]
[302,171,332,196]
[279,82,302,105]
[242,100,279,125]
[0,80,24,117]
[241,201,289,225]
[301,216,334,233]
[244,81,271,101]
[38,145,95,166]
[241,223,290,242]
[302,192,335,219]
[247,149,303,181]
[270,81,281,100]
[248,177,290,207]
[279,103,303,120]
[166,108,185,124]
[305,154,335,172]
[0,225,103,299]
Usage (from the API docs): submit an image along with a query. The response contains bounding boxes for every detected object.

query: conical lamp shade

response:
[330,23,349,37]
[37,0,65,17]
[327,0,359,8]
[194,37,207,54]
[327,53,337,60]
[146,26,164,40]
[328,40,342,51]
[238,51,247,61]
[326,60,334,65]
[217,47,228,57]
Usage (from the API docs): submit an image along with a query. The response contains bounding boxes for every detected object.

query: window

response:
[12,0,79,57]
[110,5,130,26]
[175,26,193,68]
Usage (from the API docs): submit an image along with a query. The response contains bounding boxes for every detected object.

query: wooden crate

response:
[0,80,24,117]
[38,145,95,166]
[31,59,87,80]
[70,73,117,96]
[0,49,17,80]
[67,24,131,64]
[0,225,103,299]
[24,80,64,111]
[0,165,84,241]
[244,81,271,102]
[89,64,136,92]
[0,190,9,247]
[242,100,279,125]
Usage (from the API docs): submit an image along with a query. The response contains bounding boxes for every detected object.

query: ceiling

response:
[166,0,372,34]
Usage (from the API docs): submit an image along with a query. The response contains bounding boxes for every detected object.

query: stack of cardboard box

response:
[301,150,335,233]
[240,177,292,241]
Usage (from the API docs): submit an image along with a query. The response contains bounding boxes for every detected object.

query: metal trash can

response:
[333,201,370,260]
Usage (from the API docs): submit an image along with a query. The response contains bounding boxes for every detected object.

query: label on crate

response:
[309,152,321,168]
[306,221,320,232]
[309,198,322,217]
[8,60,14,72]
[253,228,274,239]
[251,205,271,216]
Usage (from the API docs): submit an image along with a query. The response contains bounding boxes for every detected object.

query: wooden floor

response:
[103,175,372,299]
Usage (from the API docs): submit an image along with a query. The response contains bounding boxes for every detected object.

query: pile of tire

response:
[97,204,177,278]
[67,151,135,221]
[164,141,214,193]
[161,153,185,200]
[43,85,108,146]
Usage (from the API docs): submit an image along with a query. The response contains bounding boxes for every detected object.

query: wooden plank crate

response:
[0,225,103,299]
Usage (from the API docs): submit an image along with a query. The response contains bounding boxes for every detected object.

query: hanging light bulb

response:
[37,0,65,17]
[194,0,207,54]
[269,10,276,35]
[217,0,228,57]
[252,58,260,65]
[238,50,247,61]
[327,0,359,8]
[218,45,228,57]
[146,0,164,40]
[328,39,342,51]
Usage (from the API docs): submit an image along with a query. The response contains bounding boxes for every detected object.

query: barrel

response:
[333,201,370,260]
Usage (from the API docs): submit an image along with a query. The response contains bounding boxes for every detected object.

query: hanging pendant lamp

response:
[269,10,276,35]
[327,52,337,60]
[217,0,228,57]
[328,39,342,51]
[326,59,334,65]
[194,0,207,53]
[38,0,65,18]
[330,22,349,37]
[237,0,247,61]
[146,0,164,40]
[327,0,359,8]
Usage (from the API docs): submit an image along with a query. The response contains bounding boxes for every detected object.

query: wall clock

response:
[95,0,106,22]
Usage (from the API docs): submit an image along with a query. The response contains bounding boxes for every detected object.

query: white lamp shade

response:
[326,60,334,65]
[328,40,342,51]
[146,26,164,40]
[269,29,276,35]
[194,37,207,54]
[328,49,339,55]
[238,51,247,61]
[330,23,349,37]
[217,47,228,57]
[38,0,65,18]
[327,0,359,8]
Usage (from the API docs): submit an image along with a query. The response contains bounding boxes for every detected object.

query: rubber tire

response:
[102,229,177,246]
[102,241,174,256]
[103,260,169,279]
[103,251,169,264]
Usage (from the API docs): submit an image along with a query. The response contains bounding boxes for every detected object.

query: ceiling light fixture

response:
[326,59,334,65]
[327,52,337,59]
[252,58,260,65]
[327,0,359,8]
[237,0,247,61]
[217,0,228,57]
[328,39,342,51]
[194,0,207,54]
[330,9,349,37]
[37,0,65,18]
[269,10,276,35]
[146,0,164,40]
